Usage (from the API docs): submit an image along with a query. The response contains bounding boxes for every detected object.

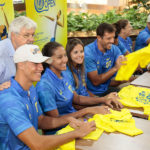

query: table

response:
[129,72,150,118]
[131,72,150,88]
[76,117,150,150]
[75,72,150,149]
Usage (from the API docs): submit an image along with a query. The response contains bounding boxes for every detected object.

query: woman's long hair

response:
[114,19,129,34]
[66,38,86,88]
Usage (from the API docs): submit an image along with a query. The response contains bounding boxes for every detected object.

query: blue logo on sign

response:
[0,1,5,6]
[34,0,56,13]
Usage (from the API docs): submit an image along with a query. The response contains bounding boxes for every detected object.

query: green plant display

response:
[14,2,148,32]
[67,7,148,32]
[122,8,147,29]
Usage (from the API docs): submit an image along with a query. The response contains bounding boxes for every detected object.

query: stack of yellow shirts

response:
[115,44,150,81]
[88,109,143,136]
[119,85,150,117]
[56,108,142,150]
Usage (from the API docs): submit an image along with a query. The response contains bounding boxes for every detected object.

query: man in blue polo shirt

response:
[84,23,125,96]
[0,44,95,150]
[135,14,150,51]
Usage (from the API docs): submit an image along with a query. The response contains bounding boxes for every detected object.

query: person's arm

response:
[110,79,125,87]
[87,68,117,86]
[73,91,105,105]
[73,92,123,109]
[87,55,126,86]
[44,104,110,120]
[38,115,83,130]
[18,121,96,150]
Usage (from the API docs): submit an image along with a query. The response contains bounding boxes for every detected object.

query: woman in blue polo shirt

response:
[113,24,129,55]
[63,38,94,97]
[114,19,133,53]
[36,42,123,134]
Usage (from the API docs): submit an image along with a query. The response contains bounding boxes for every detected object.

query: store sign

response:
[26,0,67,49]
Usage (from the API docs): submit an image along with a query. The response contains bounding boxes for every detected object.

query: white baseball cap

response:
[147,14,150,22]
[14,44,52,64]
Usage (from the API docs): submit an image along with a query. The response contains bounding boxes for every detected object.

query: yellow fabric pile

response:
[119,85,150,116]
[88,109,143,136]
[56,125,75,150]
[115,44,150,81]
[55,125,103,150]
[56,108,142,150]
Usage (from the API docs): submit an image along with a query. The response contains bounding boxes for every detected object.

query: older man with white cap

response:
[0,44,96,150]
[135,14,150,51]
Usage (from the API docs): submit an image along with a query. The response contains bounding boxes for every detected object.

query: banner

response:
[0,0,14,40]
[25,0,67,50]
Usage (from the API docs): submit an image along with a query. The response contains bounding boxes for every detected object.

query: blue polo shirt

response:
[62,66,89,96]
[116,40,128,55]
[36,68,76,134]
[0,78,43,150]
[135,27,150,51]
[36,68,76,115]
[118,36,132,53]
[84,40,121,95]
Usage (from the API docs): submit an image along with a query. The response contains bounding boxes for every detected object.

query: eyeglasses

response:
[17,33,35,39]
